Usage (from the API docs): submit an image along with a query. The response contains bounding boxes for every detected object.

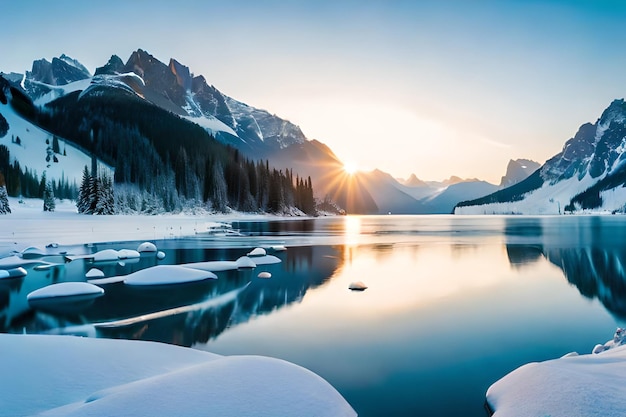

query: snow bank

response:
[487,329,626,417]
[0,334,356,417]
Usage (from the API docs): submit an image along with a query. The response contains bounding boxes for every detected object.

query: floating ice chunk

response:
[257,272,272,279]
[182,261,238,272]
[0,255,48,269]
[137,242,157,253]
[93,249,121,262]
[27,282,105,313]
[270,245,287,252]
[6,267,27,278]
[118,249,140,259]
[88,276,126,285]
[249,255,281,265]
[0,270,9,279]
[86,268,105,279]
[123,265,217,286]
[349,281,368,291]
[33,263,63,271]
[28,282,104,300]
[247,247,267,257]
[235,256,256,269]
[21,246,46,259]
[157,251,166,260]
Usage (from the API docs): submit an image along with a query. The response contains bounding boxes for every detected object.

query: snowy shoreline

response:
[487,328,626,417]
[0,197,310,250]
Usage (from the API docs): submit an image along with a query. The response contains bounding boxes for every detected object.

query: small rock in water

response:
[258,271,272,279]
[349,281,368,291]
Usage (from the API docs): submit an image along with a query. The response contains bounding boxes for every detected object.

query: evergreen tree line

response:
[36,86,317,215]
[0,144,77,200]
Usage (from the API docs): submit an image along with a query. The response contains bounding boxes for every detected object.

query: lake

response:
[1,215,625,416]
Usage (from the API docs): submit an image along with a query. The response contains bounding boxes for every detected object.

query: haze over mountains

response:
[0,49,581,215]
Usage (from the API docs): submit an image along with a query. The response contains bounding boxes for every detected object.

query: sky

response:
[3,0,626,183]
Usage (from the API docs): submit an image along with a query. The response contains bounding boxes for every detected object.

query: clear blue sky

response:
[3,0,626,183]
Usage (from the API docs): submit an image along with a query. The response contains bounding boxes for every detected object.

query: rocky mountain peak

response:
[169,59,192,91]
[95,55,125,76]
[27,55,90,86]
[500,159,540,187]
[403,173,427,187]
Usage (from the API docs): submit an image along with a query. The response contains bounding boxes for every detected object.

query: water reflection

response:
[503,216,626,320]
[0,245,343,347]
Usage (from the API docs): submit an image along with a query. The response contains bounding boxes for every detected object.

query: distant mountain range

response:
[1,49,542,214]
[457,99,626,214]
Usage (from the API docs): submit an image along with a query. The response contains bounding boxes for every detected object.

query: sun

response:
[343,160,358,175]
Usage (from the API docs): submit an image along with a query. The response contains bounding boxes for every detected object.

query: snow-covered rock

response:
[27,282,105,313]
[235,256,256,269]
[137,242,157,253]
[247,247,267,257]
[123,265,217,286]
[85,268,104,279]
[247,254,281,265]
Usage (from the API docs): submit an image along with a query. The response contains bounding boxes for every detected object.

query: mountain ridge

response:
[456,99,626,214]
[2,49,528,214]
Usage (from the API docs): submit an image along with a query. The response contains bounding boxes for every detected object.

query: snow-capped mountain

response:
[93,49,307,155]
[456,99,626,214]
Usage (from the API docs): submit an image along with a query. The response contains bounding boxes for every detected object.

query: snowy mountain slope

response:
[0,79,110,187]
[457,99,626,214]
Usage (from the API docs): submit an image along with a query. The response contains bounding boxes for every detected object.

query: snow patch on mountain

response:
[182,114,237,137]
[0,98,110,186]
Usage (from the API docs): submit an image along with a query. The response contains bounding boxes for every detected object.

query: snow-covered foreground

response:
[487,329,626,417]
[0,334,355,417]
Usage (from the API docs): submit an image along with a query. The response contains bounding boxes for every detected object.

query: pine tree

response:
[43,177,55,212]
[0,172,10,214]
[52,136,60,154]
[94,172,114,215]
[77,166,92,214]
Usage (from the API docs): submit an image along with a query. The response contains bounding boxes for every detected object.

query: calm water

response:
[2,215,626,416]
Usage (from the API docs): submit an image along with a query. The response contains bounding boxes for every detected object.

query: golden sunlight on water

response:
[303,242,559,317]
